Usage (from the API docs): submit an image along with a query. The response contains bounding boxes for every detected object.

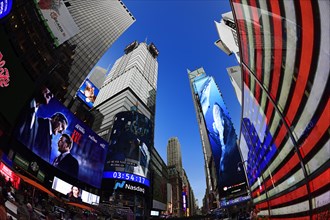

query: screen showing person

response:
[83,81,96,103]
[15,97,108,188]
[52,133,79,179]
[76,79,99,108]
[67,186,82,203]
[14,85,54,152]
[34,112,68,162]
[52,176,100,205]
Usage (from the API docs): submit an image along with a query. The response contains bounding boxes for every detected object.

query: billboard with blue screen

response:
[13,92,108,188]
[193,76,245,197]
[76,79,99,108]
[103,111,152,181]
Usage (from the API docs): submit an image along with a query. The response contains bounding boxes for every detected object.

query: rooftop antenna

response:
[144,36,148,44]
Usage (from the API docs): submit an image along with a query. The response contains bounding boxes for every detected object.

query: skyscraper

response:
[93,41,159,141]
[167,137,183,177]
[63,0,136,106]
[226,66,242,105]
[214,11,240,63]
[88,66,108,89]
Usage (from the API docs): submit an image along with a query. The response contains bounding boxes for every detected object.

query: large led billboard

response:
[52,176,100,205]
[13,94,108,188]
[103,111,152,180]
[193,76,245,197]
[35,0,79,46]
[76,79,99,108]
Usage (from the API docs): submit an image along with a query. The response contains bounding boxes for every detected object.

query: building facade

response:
[231,0,330,219]
[91,40,159,218]
[226,65,242,106]
[88,66,108,89]
[168,165,184,217]
[167,137,183,178]
[150,147,168,215]
[92,41,159,142]
[214,11,240,63]
[63,0,135,106]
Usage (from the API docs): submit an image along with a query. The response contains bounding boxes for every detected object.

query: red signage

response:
[0,162,20,189]
[0,52,10,87]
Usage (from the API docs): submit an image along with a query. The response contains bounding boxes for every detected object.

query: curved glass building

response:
[231,0,329,219]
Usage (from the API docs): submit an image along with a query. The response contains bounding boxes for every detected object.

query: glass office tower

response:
[93,41,159,141]
[63,0,136,106]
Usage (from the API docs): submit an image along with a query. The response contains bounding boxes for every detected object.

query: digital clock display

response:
[103,171,150,187]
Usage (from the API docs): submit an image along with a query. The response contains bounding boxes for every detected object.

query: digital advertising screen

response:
[76,79,99,108]
[103,111,152,180]
[0,162,21,189]
[35,0,79,46]
[13,95,109,188]
[52,176,100,205]
[193,76,246,197]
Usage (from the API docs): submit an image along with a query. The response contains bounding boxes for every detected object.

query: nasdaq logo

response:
[114,181,126,190]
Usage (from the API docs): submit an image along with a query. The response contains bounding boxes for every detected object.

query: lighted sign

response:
[0,0,13,20]
[14,98,109,188]
[52,176,100,205]
[183,192,187,211]
[103,171,150,187]
[76,79,99,108]
[220,195,251,207]
[0,51,10,87]
[150,210,159,216]
[0,162,21,189]
[113,180,146,194]
[194,76,246,197]
[104,111,152,180]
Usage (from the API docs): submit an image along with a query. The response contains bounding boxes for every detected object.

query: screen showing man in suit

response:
[14,97,109,188]
[53,133,79,179]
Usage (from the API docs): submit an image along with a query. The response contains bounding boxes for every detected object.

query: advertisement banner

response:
[76,79,99,108]
[14,96,109,188]
[194,76,245,197]
[35,0,79,46]
[103,111,152,180]
[52,176,100,205]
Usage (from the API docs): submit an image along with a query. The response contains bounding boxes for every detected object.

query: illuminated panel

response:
[52,176,100,205]
[103,171,150,187]
[0,0,13,19]
[0,162,21,189]
[103,111,152,180]
[76,79,99,108]
[14,97,109,188]
[193,76,245,197]
[233,0,330,218]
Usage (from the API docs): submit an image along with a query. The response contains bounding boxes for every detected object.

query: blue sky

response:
[95,0,240,207]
